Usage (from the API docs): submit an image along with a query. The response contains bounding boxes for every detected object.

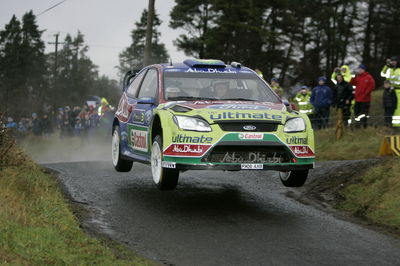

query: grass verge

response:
[0,158,152,265]
[336,157,400,233]
[315,126,392,161]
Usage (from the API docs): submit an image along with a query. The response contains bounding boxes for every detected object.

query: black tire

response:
[112,125,133,172]
[279,170,308,187]
[151,135,179,190]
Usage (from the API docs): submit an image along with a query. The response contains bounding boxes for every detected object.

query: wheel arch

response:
[112,117,119,134]
[151,114,163,143]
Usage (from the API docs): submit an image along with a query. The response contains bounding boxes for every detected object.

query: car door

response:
[128,68,159,157]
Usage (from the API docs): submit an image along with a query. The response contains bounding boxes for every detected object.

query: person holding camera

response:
[381,56,400,127]
[331,65,353,84]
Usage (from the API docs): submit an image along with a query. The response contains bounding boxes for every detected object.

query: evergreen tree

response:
[0,11,47,116]
[118,9,169,76]
[169,0,215,58]
[51,32,98,105]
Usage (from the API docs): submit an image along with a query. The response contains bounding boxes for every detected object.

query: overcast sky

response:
[0,0,186,79]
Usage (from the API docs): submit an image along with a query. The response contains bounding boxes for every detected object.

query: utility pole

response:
[48,33,65,79]
[143,0,155,66]
[48,33,64,104]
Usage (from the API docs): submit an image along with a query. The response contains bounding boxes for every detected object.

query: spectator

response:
[5,117,17,129]
[381,56,400,128]
[31,113,42,136]
[41,114,53,137]
[56,108,64,129]
[294,86,313,116]
[331,65,353,84]
[60,107,72,138]
[310,77,333,129]
[270,78,284,97]
[74,118,84,136]
[383,80,398,127]
[333,74,353,125]
[255,69,264,78]
[350,64,375,128]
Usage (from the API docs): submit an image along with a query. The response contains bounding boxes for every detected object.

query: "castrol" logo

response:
[239,133,263,140]
[130,130,148,152]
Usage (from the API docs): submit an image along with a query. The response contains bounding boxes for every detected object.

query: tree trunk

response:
[143,0,155,66]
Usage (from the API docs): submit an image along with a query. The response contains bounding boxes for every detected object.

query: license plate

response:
[241,164,263,170]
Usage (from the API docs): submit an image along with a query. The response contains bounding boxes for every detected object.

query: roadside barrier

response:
[379,135,400,156]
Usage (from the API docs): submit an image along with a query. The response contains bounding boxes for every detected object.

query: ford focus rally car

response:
[112,59,315,190]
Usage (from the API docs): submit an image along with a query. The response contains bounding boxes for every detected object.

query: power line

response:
[37,0,68,17]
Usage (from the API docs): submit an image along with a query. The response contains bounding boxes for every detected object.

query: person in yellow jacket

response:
[271,78,284,97]
[381,56,400,127]
[98,97,110,117]
[331,65,353,84]
[294,86,313,116]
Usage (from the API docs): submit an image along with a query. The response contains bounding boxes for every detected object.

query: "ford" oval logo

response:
[243,125,257,131]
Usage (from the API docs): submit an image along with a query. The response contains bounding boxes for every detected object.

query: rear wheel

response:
[112,126,133,172]
[279,170,308,187]
[151,135,179,190]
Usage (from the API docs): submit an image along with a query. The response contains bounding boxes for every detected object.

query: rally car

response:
[112,59,315,190]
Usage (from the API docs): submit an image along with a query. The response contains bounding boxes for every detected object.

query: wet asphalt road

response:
[46,161,400,266]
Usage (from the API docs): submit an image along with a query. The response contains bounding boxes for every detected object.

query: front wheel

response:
[151,135,179,190]
[112,126,133,172]
[279,170,308,187]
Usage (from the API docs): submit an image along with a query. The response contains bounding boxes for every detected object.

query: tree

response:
[0,11,47,116]
[118,9,169,76]
[169,0,215,58]
[144,0,156,65]
[53,32,98,105]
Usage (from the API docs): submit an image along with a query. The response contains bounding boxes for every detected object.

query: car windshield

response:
[163,71,280,103]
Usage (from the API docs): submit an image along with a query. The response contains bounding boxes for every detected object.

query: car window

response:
[127,70,146,97]
[163,72,279,103]
[137,68,158,98]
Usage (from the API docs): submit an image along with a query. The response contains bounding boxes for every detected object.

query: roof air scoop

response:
[183,59,226,68]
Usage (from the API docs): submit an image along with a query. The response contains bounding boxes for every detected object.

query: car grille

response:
[202,144,291,163]
[214,120,278,132]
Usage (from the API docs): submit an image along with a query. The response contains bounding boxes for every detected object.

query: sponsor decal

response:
[220,152,283,163]
[289,145,314,157]
[239,133,264,140]
[207,104,271,110]
[130,130,148,152]
[186,68,238,74]
[162,161,176,169]
[241,164,263,170]
[209,112,282,121]
[286,136,308,145]
[164,144,212,157]
[115,94,132,122]
[172,134,213,144]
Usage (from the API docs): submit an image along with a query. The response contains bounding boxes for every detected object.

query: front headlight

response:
[174,116,212,132]
[284,117,306,133]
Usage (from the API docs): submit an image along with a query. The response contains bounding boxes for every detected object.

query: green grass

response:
[337,157,400,232]
[0,158,153,265]
[315,127,391,161]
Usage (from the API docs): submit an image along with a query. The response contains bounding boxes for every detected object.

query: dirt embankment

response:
[289,158,400,237]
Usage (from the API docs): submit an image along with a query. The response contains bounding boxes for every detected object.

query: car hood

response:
[162,100,288,124]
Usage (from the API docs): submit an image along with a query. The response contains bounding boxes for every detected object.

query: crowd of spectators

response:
[3,99,114,139]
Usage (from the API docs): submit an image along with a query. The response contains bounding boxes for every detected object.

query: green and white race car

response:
[112,59,315,190]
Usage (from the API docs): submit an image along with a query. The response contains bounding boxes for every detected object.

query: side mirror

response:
[137,97,156,105]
